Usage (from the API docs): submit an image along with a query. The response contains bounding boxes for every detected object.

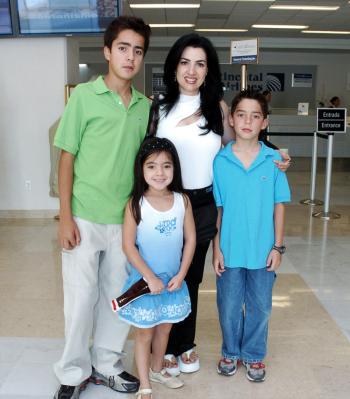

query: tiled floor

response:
[0,171,349,398]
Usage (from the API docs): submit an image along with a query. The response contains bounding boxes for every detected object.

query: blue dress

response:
[118,192,191,328]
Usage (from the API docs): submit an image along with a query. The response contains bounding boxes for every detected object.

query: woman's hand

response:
[274,151,291,172]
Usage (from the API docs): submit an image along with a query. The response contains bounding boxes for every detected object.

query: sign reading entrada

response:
[317,108,347,133]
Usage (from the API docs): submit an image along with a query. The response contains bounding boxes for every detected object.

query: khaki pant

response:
[54,217,130,386]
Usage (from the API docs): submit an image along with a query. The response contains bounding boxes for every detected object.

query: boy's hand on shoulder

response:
[266,249,281,271]
[167,274,184,292]
[213,247,225,276]
[59,217,81,250]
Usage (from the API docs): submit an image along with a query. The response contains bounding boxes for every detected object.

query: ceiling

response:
[121,0,350,39]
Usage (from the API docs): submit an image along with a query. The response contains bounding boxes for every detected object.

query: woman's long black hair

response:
[161,33,224,136]
[130,137,184,224]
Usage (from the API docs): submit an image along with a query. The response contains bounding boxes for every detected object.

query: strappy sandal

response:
[136,388,153,398]
[163,354,180,376]
[149,368,184,389]
[178,348,200,373]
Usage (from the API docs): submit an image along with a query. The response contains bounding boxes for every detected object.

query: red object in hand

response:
[111,278,150,312]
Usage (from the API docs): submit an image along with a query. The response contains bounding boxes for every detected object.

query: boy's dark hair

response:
[104,16,151,54]
[161,33,224,136]
[231,89,269,119]
[130,137,184,224]
[262,90,271,97]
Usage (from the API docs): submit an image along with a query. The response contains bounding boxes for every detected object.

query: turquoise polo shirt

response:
[213,141,291,269]
[54,76,150,224]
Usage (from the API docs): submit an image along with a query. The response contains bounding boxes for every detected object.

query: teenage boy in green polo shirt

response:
[53,16,151,399]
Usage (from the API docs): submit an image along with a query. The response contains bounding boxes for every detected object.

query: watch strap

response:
[273,245,286,254]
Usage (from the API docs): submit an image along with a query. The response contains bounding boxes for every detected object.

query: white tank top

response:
[156,94,222,190]
[136,192,185,277]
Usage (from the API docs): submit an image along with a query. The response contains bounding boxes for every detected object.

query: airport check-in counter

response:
[267,109,350,158]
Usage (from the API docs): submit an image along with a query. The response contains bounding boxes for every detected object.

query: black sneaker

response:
[90,367,140,393]
[53,380,88,399]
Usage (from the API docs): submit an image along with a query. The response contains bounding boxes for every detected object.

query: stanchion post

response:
[300,131,323,206]
[241,64,247,90]
[324,133,333,213]
[313,133,340,220]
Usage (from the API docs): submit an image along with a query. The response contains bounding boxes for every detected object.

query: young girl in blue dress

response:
[119,137,196,399]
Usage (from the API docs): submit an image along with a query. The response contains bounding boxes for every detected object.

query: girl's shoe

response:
[149,368,184,389]
[178,349,200,373]
[135,388,152,398]
[163,354,180,376]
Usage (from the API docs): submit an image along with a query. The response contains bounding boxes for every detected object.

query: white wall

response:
[0,38,68,213]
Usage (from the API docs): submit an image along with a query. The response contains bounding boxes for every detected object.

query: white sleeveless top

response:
[135,192,185,277]
[156,94,222,190]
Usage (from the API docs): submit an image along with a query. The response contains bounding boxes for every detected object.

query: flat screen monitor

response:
[0,0,13,35]
[16,0,119,35]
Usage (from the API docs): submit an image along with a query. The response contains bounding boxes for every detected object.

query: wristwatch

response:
[272,245,286,255]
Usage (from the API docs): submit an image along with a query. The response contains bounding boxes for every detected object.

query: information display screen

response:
[16,0,119,35]
[0,0,12,35]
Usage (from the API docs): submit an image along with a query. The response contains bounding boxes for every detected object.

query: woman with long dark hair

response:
[154,33,290,375]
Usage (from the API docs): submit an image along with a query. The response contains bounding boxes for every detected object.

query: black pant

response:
[166,240,211,357]
[166,186,216,356]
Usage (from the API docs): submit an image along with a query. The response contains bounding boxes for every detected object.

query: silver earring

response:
[174,73,177,82]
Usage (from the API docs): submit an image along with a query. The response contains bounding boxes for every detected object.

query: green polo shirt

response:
[54,76,150,224]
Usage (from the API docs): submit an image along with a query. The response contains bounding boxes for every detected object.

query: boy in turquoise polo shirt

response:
[53,16,151,399]
[213,90,290,383]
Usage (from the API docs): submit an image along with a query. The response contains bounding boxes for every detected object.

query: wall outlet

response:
[25,180,31,191]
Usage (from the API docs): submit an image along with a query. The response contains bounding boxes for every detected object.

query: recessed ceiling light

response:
[252,24,308,29]
[195,29,248,32]
[130,3,200,8]
[150,24,195,28]
[302,30,350,35]
[270,5,339,11]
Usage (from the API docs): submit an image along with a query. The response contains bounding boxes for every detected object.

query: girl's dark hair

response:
[104,16,151,54]
[161,33,224,136]
[130,137,184,224]
[231,89,269,119]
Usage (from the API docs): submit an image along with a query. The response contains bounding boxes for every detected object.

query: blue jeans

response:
[216,267,276,363]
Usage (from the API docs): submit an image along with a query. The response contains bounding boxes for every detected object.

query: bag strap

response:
[145,94,160,138]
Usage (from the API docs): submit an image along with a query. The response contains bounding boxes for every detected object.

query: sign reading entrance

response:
[317,108,347,133]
